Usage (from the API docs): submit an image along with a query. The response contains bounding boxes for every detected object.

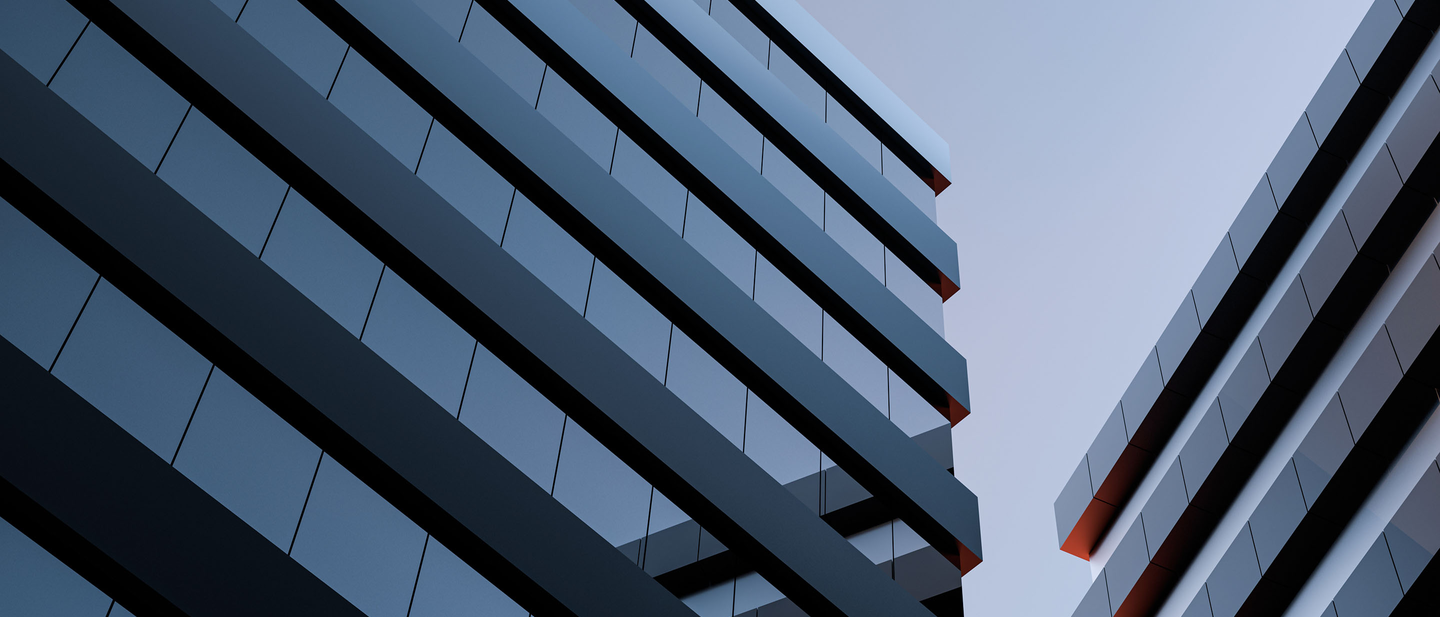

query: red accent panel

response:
[940,394,970,426]
[931,271,960,301]
[944,541,983,576]
[1059,499,1117,560]
[929,166,952,195]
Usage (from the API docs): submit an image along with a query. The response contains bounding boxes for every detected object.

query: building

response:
[0,0,978,616]
[1054,1,1440,616]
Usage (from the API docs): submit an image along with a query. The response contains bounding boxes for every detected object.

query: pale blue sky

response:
[791,1,1375,614]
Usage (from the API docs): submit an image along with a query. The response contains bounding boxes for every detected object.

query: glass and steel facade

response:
[0,0,977,616]
[1054,2,1440,616]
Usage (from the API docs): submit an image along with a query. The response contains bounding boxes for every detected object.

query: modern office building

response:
[0,0,979,616]
[1055,1,1440,616]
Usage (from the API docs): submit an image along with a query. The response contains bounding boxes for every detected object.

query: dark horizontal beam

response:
[0,335,367,617]
[617,0,962,297]
[0,45,694,617]
[51,0,943,614]
[462,0,971,423]
[301,0,977,568]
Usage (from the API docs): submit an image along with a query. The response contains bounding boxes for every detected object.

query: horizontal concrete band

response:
[616,0,963,296]
[52,0,949,614]
[0,335,368,617]
[0,44,699,617]
[1055,0,1440,561]
[1081,57,1440,617]
[469,0,972,421]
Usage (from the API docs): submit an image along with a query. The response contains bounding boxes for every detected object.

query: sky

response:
[788,1,1376,615]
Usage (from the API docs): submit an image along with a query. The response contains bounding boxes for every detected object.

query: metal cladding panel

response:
[611,0,963,294]
[0,45,699,617]
[0,335,367,617]
[308,0,978,571]
[41,0,958,613]
[421,0,971,422]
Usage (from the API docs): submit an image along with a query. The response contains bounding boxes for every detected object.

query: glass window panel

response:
[237,0,349,95]
[683,580,735,617]
[767,43,824,119]
[1387,462,1440,591]
[260,191,384,337]
[1332,534,1403,617]
[537,71,619,169]
[761,140,823,226]
[415,122,515,243]
[611,132,687,233]
[0,0,87,83]
[566,0,637,50]
[552,421,653,555]
[893,520,929,557]
[328,52,433,170]
[887,374,944,435]
[1072,572,1113,617]
[743,391,819,486]
[647,488,690,536]
[584,262,671,381]
[734,572,784,615]
[641,489,700,575]
[1338,330,1403,439]
[1181,400,1228,500]
[48,27,189,171]
[821,313,887,413]
[882,146,936,221]
[411,0,472,40]
[754,255,821,356]
[683,196,756,294]
[848,522,893,565]
[708,0,766,65]
[0,198,97,367]
[1207,525,1261,617]
[1105,525,1151,610]
[51,280,211,460]
[173,370,321,550]
[1294,395,1353,509]
[664,328,746,447]
[360,270,475,416]
[824,196,884,282]
[698,83,762,170]
[887,369,944,435]
[290,455,428,617]
[156,110,288,255]
[824,94,880,171]
[1250,460,1307,573]
[631,25,701,115]
[0,518,112,617]
[408,538,526,617]
[885,249,942,334]
[459,3,546,106]
[457,345,567,489]
[501,194,595,313]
